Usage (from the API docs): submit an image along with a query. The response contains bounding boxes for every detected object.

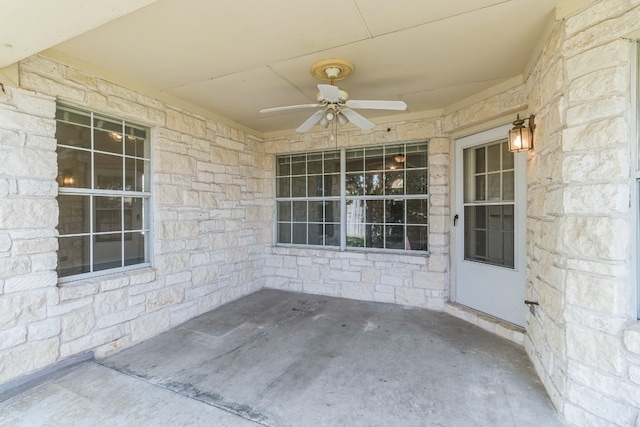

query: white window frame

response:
[274,142,429,254]
[56,105,152,283]
[634,41,640,319]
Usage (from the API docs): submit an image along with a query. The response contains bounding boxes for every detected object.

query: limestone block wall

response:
[262,121,451,309]
[524,1,640,425]
[0,55,271,386]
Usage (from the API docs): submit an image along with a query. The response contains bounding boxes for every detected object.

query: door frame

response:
[452,124,528,326]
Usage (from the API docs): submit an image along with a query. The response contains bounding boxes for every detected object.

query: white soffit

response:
[0,0,158,68]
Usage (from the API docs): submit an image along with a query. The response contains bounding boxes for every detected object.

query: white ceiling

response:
[2,0,579,136]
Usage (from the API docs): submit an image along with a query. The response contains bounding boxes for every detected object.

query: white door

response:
[454,125,526,327]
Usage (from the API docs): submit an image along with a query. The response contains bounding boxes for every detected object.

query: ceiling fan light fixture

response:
[324,110,335,122]
[319,117,329,128]
[394,154,405,163]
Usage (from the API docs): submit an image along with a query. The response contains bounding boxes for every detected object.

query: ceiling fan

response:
[260,59,407,132]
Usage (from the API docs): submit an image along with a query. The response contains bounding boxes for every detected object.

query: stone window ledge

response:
[271,245,429,260]
[57,267,157,302]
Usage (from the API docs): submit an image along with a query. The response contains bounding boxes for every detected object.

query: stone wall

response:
[262,122,451,309]
[523,1,640,425]
[0,55,271,386]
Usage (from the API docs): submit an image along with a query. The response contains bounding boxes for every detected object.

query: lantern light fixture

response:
[508,114,535,153]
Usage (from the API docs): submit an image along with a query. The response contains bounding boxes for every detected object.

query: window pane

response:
[292,201,307,222]
[278,223,291,243]
[56,122,91,149]
[385,200,404,224]
[277,177,290,198]
[475,147,486,173]
[487,143,501,172]
[345,173,364,196]
[406,145,428,168]
[278,201,291,221]
[502,141,514,170]
[365,173,383,195]
[324,152,340,173]
[94,234,122,272]
[95,153,123,191]
[385,171,404,195]
[488,205,502,229]
[57,147,91,189]
[308,201,323,222]
[325,224,340,247]
[124,197,144,231]
[345,149,364,172]
[95,196,122,235]
[291,176,306,197]
[58,195,90,235]
[95,127,123,155]
[407,199,428,224]
[365,148,384,171]
[308,223,323,245]
[503,171,514,201]
[475,175,486,201]
[124,134,146,158]
[386,145,404,170]
[474,205,487,229]
[291,155,306,175]
[366,200,384,224]
[326,201,340,223]
[307,175,323,197]
[488,173,501,200]
[365,224,384,248]
[307,153,322,174]
[57,236,90,277]
[324,174,340,197]
[125,158,147,192]
[385,225,404,249]
[292,223,307,244]
[124,231,145,266]
[406,169,428,194]
[277,157,290,176]
[406,226,428,251]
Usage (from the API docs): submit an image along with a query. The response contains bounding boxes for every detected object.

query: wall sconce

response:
[508,114,535,153]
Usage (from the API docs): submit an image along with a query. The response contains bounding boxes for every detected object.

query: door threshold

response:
[444,302,525,346]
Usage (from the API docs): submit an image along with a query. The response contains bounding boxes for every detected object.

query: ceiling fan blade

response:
[340,108,375,131]
[344,100,407,110]
[318,84,340,102]
[260,103,322,113]
[296,110,324,132]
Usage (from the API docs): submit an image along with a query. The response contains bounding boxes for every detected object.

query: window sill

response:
[272,244,429,258]
[57,265,155,289]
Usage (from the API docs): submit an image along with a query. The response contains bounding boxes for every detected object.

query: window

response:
[55,105,151,281]
[276,142,428,252]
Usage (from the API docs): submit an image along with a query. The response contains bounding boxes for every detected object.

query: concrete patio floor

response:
[0,289,565,426]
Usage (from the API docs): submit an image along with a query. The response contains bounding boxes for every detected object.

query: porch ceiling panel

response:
[3,0,567,134]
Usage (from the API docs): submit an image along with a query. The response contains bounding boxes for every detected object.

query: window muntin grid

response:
[56,105,151,281]
[276,143,429,252]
